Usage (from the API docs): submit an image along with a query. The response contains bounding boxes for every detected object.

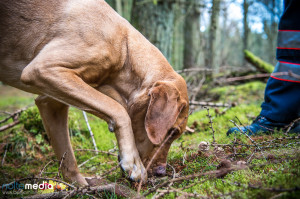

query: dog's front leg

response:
[20,43,147,182]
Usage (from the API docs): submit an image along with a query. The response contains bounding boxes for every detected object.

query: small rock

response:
[214,147,225,158]
[217,160,231,170]
[237,161,247,167]
[198,141,209,152]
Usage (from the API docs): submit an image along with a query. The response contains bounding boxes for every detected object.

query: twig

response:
[144,166,245,197]
[269,192,285,199]
[78,156,97,168]
[137,113,190,194]
[285,117,300,134]
[176,68,213,74]
[1,143,8,166]
[224,71,300,83]
[39,160,54,177]
[75,148,117,156]
[205,107,216,144]
[189,101,231,107]
[57,152,67,179]
[288,70,300,80]
[230,119,266,160]
[156,188,206,199]
[167,163,176,187]
[0,120,20,132]
[97,163,120,179]
[82,111,98,154]
[191,74,206,102]
[0,106,32,125]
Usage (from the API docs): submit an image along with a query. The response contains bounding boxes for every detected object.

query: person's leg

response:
[227,0,300,135]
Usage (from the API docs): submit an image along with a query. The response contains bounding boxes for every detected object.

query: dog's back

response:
[0,0,128,92]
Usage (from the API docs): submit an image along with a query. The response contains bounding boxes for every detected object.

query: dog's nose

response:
[153,165,166,176]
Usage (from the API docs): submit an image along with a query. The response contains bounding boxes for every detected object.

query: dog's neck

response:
[126,28,176,89]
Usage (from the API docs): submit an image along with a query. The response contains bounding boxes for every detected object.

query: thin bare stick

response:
[97,163,120,179]
[225,71,300,83]
[0,106,32,125]
[75,148,117,156]
[39,160,54,177]
[288,70,300,80]
[285,117,300,134]
[1,143,8,166]
[176,68,213,74]
[205,107,216,144]
[144,166,244,197]
[83,111,98,154]
[191,74,206,102]
[137,113,190,194]
[230,119,266,160]
[189,101,231,107]
[0,120,20,132]
[167,163,176,187]
[57,152,67,179]
[156,188,206,199]
[78,156,97,168]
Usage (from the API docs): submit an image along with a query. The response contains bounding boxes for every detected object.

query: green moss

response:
[209,81,266,104]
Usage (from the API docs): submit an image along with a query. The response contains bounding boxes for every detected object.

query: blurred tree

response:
[257,0,282,64]
[105,0,133,22]
[183,0,202,69]
[172,1,185,70]
[243,0,250,54]
[131,0,175,62]
[208,0,221,70]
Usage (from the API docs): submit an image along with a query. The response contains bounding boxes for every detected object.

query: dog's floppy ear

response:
[145,82,187,145]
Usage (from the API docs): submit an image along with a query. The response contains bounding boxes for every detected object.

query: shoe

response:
[227,115,300,136]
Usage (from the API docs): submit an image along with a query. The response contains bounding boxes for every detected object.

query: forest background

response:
[106,0,281,72]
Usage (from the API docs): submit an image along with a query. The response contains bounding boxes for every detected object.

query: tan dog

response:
[0,0,189,185]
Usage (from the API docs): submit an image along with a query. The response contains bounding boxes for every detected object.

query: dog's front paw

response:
[119,153,147,182]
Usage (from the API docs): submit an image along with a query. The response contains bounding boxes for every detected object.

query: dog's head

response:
[130,77,189,177]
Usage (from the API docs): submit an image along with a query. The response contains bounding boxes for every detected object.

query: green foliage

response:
[20,107,44,136]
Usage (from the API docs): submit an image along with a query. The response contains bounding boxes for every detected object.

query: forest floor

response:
[0,81,299,199]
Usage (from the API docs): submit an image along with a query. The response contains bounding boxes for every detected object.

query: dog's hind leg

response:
[35,95,88,186]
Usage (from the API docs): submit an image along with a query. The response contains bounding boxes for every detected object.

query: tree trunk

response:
[132,1,174,62]
[208,0,221,70]
[172,1,185,70]
[115,0,122,16]
[105,0,133,22]
[243,0,249,66]
[183,0,202,69]
[122,0,133,22]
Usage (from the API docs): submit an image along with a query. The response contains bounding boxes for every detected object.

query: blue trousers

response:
[260,0,300,123]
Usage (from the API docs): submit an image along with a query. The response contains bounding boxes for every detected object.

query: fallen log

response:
[244,50,274,73]
[0,120,20,132]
